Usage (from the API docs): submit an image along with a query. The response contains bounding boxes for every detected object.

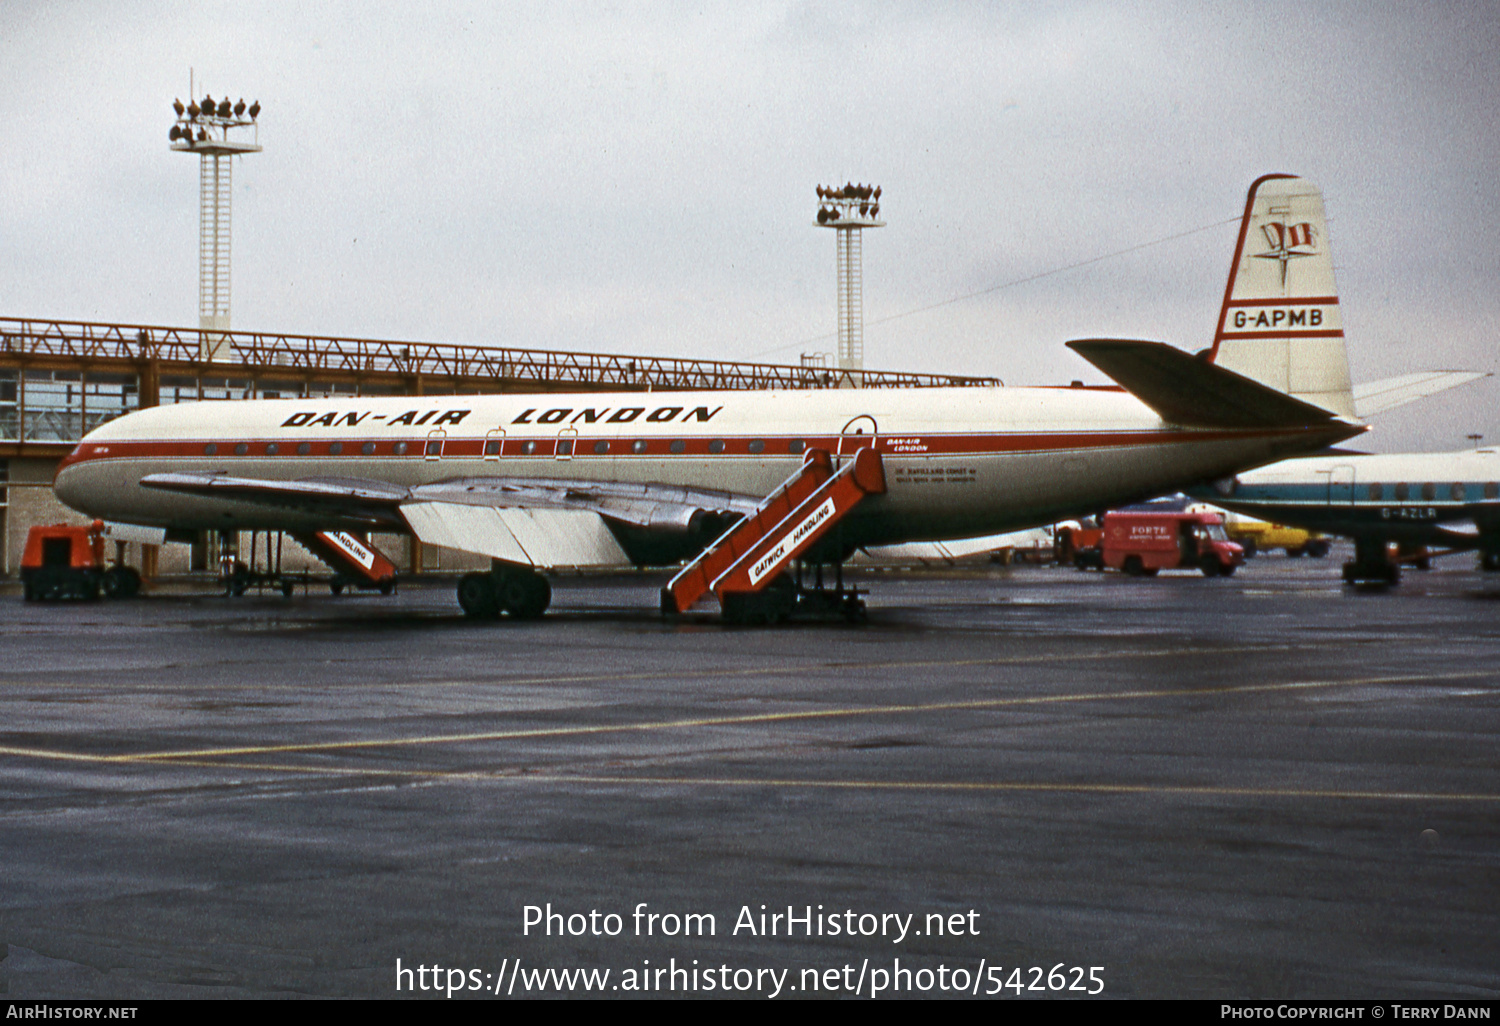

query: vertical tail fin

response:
[1208,174,1355,419]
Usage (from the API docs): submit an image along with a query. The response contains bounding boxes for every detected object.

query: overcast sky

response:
[3,1,1497,451]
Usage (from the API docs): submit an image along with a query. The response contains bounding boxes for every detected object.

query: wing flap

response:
[399,501,631,568]
[1067,338,1354,429]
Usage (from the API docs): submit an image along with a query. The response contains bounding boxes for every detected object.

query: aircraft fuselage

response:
[57,385,1354,552]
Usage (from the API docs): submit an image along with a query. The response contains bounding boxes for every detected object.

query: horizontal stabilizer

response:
[1353,371,1490,418]
[1067,338,1351,429]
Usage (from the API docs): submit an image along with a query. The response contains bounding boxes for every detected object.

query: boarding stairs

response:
[295,530,400,593]
[662,446,886,622]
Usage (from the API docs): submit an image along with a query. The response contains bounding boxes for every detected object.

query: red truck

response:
[1100,511,1244,577]
[20,522,142,601]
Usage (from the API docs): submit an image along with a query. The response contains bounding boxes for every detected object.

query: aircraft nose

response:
[53,460,104,517]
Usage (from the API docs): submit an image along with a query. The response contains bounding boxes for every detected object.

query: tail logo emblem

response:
[1255,221,1318,285]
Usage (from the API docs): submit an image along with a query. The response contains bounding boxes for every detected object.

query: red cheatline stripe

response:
[1214,330,1345,341]
[60,425,1324,471]
[1223,296,1338,308]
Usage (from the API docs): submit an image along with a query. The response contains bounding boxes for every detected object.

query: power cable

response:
[753,215,1242,359]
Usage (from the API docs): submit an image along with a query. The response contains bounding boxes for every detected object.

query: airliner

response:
[1206,447,1500,584]
[55,175,1366,619]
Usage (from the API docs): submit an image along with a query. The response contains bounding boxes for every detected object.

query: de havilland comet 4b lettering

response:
[55,175,1365,621]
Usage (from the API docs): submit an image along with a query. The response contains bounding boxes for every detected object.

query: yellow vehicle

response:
[1219,514,1330,558]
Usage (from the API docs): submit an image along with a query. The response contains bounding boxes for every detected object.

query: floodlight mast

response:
[169,92,262,361]
[814,183,883,384]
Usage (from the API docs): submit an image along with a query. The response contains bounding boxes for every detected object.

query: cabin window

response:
[203,443,217,456]
[1487,483,1499,500]
[1394,483,1409,501]
[1451,482,1466,501]
[521,440,537,455]
[234,443,249,456]
[362,442,377,455]
[670,440,686,454]
[329,442,343,455]
[788,439,805,454]
[483,440,500,456]
[557,439,573,455]
[297,442,311,456]
[394,442,409,455]
[593,440,610,455]
[748,439,765,454]
[1367,483,1382,501]
[425,441,442,456]
[265,443,278,455]
[708,439,725,454]
[1421,482,1436,501]
[632,440,648,454]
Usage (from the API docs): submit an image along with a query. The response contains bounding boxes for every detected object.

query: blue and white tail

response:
[1208,174,1355,419]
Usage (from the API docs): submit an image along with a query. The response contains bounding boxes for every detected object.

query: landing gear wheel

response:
[458,572,500,618]
[1343,558,1400,586]
[102,566,141,599]
[497,570,550,619]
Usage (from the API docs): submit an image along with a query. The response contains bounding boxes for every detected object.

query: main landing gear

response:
[458,564,552,620]
[1342,539,1400,586]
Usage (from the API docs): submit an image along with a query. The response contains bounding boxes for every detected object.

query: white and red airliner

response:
[55,175,1366,619]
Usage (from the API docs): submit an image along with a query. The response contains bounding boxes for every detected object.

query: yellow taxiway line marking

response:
[0,667,1490,767]
[56,758,1500,805]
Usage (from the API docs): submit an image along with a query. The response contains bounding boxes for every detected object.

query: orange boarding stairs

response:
[662,446,887,621]
[294,530,400,591]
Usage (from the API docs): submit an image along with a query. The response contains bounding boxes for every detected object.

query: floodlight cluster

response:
[168,94,261,146]
[815,183,882,224]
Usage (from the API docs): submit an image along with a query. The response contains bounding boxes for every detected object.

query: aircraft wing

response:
[1352,371,1490,418]
[140,471,759,569]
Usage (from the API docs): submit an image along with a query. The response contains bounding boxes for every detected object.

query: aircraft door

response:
[838,415,879,462]
[1329,465,1356,504]
[425,429,447,460]
[555,426,578,460]
[483,427,505,460]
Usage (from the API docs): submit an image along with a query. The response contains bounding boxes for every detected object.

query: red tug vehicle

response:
[20,521,142,601]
